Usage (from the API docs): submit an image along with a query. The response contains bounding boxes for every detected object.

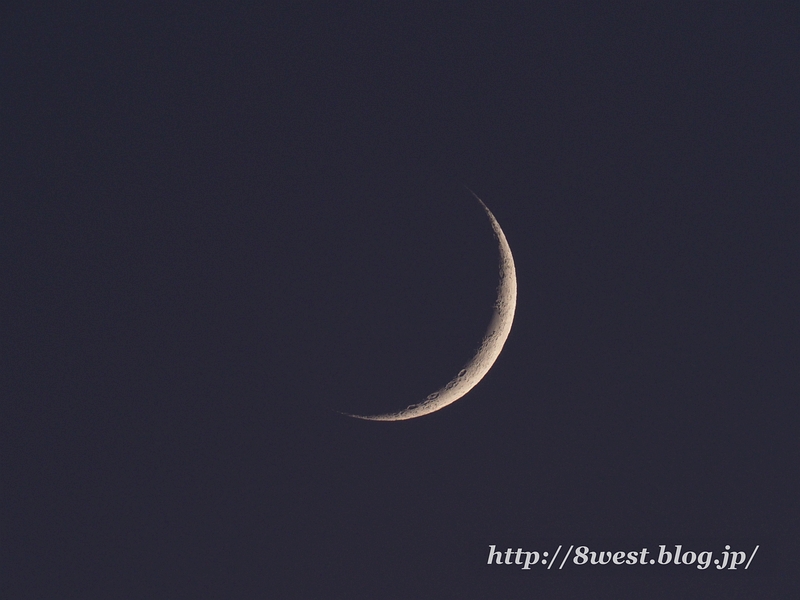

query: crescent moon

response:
[347,190,517,421]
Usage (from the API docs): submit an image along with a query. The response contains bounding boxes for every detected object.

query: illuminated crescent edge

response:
[345,191,517,421]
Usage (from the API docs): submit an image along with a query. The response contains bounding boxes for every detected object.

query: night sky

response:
[4,4,798,598]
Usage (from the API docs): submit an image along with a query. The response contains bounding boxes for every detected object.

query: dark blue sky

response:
[3,3,797,598]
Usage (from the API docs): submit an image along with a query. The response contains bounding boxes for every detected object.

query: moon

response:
[346,190,517,421]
